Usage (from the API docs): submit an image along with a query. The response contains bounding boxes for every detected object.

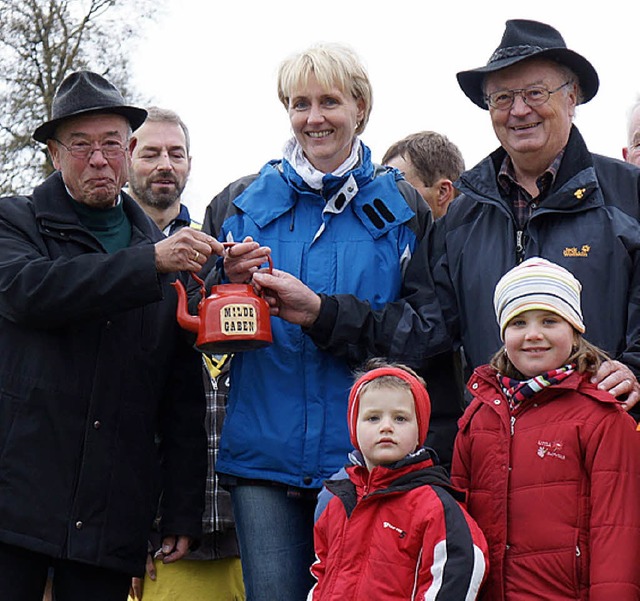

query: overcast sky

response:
[131,0,638,221]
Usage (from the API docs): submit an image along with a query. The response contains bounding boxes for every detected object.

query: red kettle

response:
[172,256,273,353]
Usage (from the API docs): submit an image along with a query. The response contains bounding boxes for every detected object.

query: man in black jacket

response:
[0,71,222,601]
[433,18,640,408]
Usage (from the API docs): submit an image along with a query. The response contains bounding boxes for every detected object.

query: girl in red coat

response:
[451,257,640,600]
[309,361,488,600]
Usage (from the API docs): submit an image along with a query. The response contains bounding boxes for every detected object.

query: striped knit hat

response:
[348,367,431,450]
[494,257,585,340]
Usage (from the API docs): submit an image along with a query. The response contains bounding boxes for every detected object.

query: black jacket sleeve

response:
[303,182,453,369]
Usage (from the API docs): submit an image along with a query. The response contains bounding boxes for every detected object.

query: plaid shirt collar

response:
[498,148,565,229]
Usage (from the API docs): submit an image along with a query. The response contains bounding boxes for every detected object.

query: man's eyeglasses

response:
[484,80,573,111]
[53,139,126,160]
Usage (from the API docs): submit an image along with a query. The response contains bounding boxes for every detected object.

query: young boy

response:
[451,257,640,600]
[309,361,488,600]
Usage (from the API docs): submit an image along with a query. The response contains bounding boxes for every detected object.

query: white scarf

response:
[282,136,361,190]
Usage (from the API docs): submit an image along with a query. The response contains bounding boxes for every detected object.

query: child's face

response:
[504,309,577,377]
[356,386,419,471]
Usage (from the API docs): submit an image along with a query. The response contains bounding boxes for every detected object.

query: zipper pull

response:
[510,415,516,435]
[515,230,525,263]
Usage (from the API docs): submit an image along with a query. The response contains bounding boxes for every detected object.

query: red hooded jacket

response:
[451,366,640,600]
[310,449,488,600]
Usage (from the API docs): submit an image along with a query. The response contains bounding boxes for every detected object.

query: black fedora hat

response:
[457,19,599,109]
[33,71,148,143]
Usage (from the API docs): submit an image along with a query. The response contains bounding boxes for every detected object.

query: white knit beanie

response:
[494,257,585,340]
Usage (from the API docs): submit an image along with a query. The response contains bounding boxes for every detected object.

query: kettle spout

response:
[171,279,200,333]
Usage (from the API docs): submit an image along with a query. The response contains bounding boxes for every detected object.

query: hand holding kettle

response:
[252,269,322,329]
[223,236,272,283]
[172,236,274,353]
[155,227,224,273]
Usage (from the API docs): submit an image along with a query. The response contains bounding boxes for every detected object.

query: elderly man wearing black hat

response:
[0,71,223,601]
[431,19,640,410]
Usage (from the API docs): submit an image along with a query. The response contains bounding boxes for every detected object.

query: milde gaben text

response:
[222,304,256,334]
[223,305,256,319]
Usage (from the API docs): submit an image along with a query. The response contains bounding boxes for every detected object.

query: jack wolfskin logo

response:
[536,439,566,460]
[563,244,590,258]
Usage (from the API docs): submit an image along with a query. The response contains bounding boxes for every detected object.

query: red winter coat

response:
[451,365,640,600]
[310,449,488,600]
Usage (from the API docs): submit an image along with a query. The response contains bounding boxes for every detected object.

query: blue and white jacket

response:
[201,142,449,488]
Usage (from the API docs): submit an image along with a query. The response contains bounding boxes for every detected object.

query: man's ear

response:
[623,147,629,161]
[437,178,455,205]
[47,140,61,170]
[128,136,138,156]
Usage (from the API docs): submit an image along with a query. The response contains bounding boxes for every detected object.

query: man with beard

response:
[128,107,195,234]
[128,107,245,601]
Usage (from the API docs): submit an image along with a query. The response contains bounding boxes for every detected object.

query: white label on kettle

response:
[221,304,257,335]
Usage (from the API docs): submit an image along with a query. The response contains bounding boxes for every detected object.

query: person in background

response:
[382,130,465,219]
[128,106,193,235]
[309,359,487,600]
[127,107,244,601]
[0,71,222,601]
[431,19,640,410]
[381,130,468,459]
[622,97,640,167]
[451,258,640,600]
[197,42,452,600]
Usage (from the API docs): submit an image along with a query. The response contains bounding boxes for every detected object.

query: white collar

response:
[282,136,361,190]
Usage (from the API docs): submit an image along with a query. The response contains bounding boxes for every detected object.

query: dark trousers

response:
[0,541,130,601]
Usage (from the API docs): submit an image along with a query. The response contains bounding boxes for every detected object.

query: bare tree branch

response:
[0,0,159,195]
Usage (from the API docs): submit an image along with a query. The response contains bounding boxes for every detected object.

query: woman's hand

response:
[223,236,271,284]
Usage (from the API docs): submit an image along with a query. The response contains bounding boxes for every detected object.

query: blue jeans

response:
[231,482,317,601]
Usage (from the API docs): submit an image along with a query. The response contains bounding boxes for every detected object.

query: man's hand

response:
[153,535,192,564]
[591,359,640,410]
[155,228,224,273]
[128,551,157,599]
[129,577,142,601]
[252,268,321,328]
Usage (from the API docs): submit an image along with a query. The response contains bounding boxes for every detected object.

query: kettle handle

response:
[264,254,273,275]
[190,246,272,296]
[190,271,207,302]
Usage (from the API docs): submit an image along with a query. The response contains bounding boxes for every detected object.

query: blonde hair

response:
[490,333,609,379]
[277,43,373,135]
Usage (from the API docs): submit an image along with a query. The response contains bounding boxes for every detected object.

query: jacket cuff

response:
[303,294,338,347]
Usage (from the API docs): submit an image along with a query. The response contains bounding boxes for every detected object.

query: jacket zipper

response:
[515,230,525,263]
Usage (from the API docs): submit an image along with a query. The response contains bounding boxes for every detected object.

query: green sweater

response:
[71,196,132,253]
